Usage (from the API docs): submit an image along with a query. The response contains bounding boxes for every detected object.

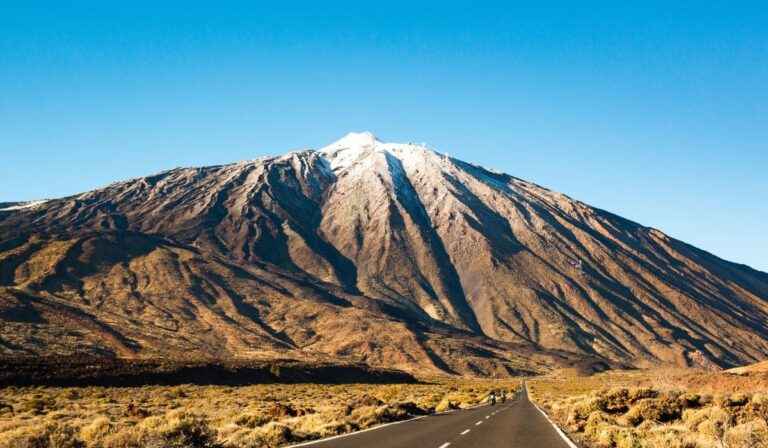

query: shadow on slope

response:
[0,355,418,387]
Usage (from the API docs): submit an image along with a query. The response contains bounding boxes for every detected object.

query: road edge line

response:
[531,401,579,448]
[286,404,487,447]
[285,413,431,447]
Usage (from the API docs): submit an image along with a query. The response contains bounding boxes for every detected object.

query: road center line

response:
[438,443,450,448]
[485,415,490,419]
[475,421,483,425]
[460,429,470,435]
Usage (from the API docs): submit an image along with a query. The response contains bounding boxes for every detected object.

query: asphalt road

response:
[290,383,575,448]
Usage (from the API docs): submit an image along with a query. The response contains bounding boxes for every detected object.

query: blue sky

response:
[1,1,766,271]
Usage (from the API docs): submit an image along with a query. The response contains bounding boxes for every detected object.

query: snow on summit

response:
[319,131,440,171]
[320,131,380,151]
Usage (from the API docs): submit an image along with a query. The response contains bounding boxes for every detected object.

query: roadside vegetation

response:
[0,379,519,448]
[529,368,768,448]
[5,364,764,448]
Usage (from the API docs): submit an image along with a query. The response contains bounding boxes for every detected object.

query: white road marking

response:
[475,420,483,425]
[485,415,490,419]
[460,429,470,435]
[288,399,496,448]
[287,412,432,447]
[530,392,579,448]
[438,443,450,448]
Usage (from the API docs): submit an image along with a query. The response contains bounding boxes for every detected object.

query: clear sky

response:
[1,1,766,272]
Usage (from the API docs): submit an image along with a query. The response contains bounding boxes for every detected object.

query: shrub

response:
[122,411,220,448]
[351,400,427,430]
[356,394,383,408]
[79,417,113,447]
[728,393,749,407]
[435,398,459,413]
[350,405,385,429]
[235,412,271,428]
[268,402,297,418]
[625,398,680,426]
[18,396,56,414]
[713,394,730,408]
[584,411,621,446]
[0,402,13,417]
[295,412,356,439]
[164,387,188,399]
[123,403,148,418]
[373,385,406,403]
[0,422,85,448]
[677,393,701,409]
[48,424,87,448]
[683,407,712,428]
[627,388,657,403]
[688,406,731,442]
[602,387,630,414]
[726,420,768,447]
[246,422,293,446]
[614,429,640,448]
[102,429,143,448]
[572,396,606,419]
[604,387,628,400]
[61,389,80,400]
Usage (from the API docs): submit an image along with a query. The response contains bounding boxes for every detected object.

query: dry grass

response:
[0,379,520,448]
[529,368,768,448]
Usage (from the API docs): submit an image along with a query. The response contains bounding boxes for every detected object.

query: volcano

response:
[1,132,766,376]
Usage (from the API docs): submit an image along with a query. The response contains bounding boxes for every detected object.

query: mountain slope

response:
[1,132,766,374]
[727,360,768,374]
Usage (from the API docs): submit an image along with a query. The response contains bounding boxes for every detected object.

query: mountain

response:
[1,132,767,375]
[727,360,768,374]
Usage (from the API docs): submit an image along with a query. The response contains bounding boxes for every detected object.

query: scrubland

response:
[530,368,768,448]
[0,379,519,448]
[4,365,765,448]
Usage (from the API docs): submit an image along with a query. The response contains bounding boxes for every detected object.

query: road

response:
[290,383,575,448]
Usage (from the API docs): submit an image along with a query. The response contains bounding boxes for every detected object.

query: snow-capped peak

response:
[335,131,379,148]
[319,131,439,171]
[319,131,380,154]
